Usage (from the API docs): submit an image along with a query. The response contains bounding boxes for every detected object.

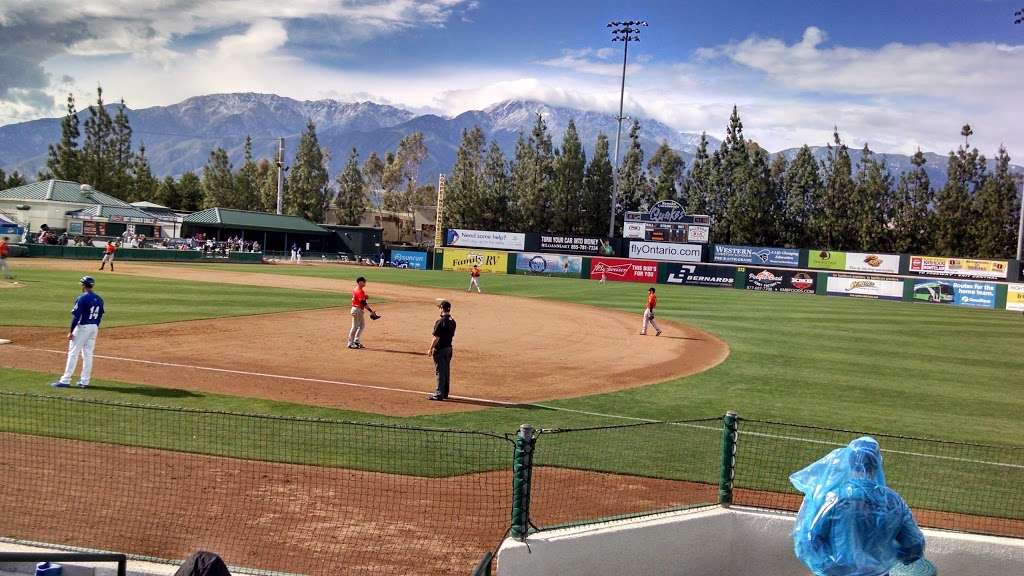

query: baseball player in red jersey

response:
[347,276,378,349]
[468,264,482,293]
[0,236,12,280]
[99,241,117,271]
[640,287,662,336]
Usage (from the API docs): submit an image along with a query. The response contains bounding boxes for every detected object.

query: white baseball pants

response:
[469,277,481,293]
[641,308,661,335]
[348,307,365,345]
[58,324,99,386]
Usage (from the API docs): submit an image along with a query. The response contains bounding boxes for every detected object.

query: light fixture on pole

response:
[607,19,647,238]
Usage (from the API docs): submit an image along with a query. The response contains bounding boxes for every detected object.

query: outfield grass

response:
[3,262,1022,446]
[0,267,341,327]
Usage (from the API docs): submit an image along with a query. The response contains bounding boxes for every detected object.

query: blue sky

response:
[1,0,1022,154]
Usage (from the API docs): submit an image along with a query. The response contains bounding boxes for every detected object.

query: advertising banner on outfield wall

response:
[744,268,816,294]
[445,228,526,251]
[826,274,904,300]
[809,251,900,275]
[390,250,428,269]
[537,234,616,256]
[908,255,1009,280]
[516,253,583,276]
[713,245,800,267]
[590,257,658,283]
[911,279,996,308]
[628,241,702,263]
[664,264,736,288]
[442,248,508,274]
[1007,284,1024,311]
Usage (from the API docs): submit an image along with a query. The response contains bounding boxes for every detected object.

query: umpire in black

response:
[427,299,456,401]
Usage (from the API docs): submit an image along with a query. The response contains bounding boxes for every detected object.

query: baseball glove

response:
[369,312,381,320]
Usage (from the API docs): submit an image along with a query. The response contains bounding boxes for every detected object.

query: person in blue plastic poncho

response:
[791,437,925,576]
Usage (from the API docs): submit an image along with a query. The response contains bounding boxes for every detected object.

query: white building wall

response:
[496,506,1024,576]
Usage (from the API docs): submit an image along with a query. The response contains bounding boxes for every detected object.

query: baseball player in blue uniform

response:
[51,276,105,388]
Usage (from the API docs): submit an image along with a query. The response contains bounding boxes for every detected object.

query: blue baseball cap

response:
[80,276,95,287]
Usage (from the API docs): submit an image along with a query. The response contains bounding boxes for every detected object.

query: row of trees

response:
[37,89,1020,258]
[41,88,439,226]
[444,109,1020,259]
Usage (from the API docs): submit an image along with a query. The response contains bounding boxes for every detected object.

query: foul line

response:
[17,346,520,406]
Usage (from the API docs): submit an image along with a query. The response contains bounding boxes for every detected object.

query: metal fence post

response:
[719,411,738,506]
[510,424,536,540]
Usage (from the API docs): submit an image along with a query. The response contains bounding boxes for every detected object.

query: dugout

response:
[181,208,330,252]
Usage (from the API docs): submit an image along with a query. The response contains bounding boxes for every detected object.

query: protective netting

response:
[0,392,513,575]
[732,419,1024,538]
[530,419,722,529]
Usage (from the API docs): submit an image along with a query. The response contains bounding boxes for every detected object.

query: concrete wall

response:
[496,506,1024,576]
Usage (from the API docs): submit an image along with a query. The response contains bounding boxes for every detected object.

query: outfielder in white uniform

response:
[51,276,105,388]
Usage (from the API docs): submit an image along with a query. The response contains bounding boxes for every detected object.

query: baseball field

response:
[1,258,1021,574]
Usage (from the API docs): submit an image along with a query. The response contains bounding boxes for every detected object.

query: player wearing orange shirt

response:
[640,287,662,336]
[347,276,378,349]
[468,264,482,293]
[0,236,12,280]
[99,241,117,271]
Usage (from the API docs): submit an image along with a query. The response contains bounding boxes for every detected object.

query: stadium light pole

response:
[607,20,648,238]
[1016,174,1023,261]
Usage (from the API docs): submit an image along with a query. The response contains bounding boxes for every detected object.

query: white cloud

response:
[214,20,288,57]
[537,46,643,77]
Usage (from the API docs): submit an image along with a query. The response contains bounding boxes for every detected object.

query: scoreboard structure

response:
[623,200,711,244]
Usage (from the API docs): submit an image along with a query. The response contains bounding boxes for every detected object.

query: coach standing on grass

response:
[427,300,456,401]
[51,276,104,389]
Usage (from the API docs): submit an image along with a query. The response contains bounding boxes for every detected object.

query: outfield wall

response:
[495,506,1024,576]
[17,244,263,264]
[436,246,1024,312]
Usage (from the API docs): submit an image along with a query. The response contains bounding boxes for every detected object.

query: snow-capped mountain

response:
[0,93,1017,188]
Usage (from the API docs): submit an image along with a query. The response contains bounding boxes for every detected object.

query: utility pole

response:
[275,137,285,215]
[1016,174,1023,261]
[607,20,648,238]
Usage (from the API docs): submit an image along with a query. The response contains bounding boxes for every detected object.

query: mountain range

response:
[0,93,1019,190]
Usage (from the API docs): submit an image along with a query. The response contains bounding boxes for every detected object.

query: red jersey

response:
[471,268,480,278]
[647,293,657,310]
[105,243,117,255]
[0,240,8,258]
[351,286,367,308]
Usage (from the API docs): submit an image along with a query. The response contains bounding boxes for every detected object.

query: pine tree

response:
[256,159,280,212]
[0,169,6,191]
[201,147,235,208]
[129,143,157,203]
[972,146,1018,258]
[156,176,180,209]
[46,93,81,182]
[936,136,987,255]
[6,171,27,189]
[552,120,586,233]
[512,115,556,232]
[582,133,613,236]
[726,142,776,245]
[178,171,203,212]
[782,146,822,248]
[891,150,933,254]
[618,120,651,217]
[715,107,751,245]
[109,99,134,199]
[235,136,260,211]
[647,141,685,204]
[816,129,856,249]
[685,133,714,216]
[445,126,487,229]
[769,153,788,244]
[335,148,366,226]
[851,144,894,251]
[286,120,331,222]
[482,140,511,230]
[81,86,115,193]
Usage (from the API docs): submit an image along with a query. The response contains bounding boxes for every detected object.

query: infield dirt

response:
[0,260,730,415]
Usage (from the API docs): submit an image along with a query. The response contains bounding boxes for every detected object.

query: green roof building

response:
[181,208,329,251]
